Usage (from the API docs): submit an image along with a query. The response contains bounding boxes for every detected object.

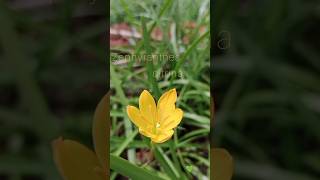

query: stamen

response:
[156,122,160,128]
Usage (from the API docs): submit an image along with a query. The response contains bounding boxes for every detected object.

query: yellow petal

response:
[157,89,177,122]
[52,138,106,180]
[139,127,155,139]
[211,148,234,180]
[161,108,183,130]
[139,90,157,125]
[127,105,152,128]
[92,92,109,173]
[152,130,174,143]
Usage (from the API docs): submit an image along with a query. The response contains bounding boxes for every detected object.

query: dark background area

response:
[213,0,320,179]
[0,0,106,179]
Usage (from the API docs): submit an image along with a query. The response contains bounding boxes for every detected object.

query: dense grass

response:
[110,0,210,179]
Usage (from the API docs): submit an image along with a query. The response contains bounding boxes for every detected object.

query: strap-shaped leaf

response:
[153,146,181,179]
[110,154,165,180]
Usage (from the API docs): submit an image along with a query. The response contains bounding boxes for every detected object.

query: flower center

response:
[156,122,160,128]
[153,122,161,134]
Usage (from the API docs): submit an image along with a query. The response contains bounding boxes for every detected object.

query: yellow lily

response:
[52,92,234,180]
[127,89,183,143]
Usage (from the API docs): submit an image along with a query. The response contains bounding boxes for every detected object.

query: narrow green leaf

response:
[110,64,135,163]
[153,146,180,179]
[141,17,161,98]
[112,129,138,156]
[135,0,174,53]
[174,31,210,72]
[110,154,165,180]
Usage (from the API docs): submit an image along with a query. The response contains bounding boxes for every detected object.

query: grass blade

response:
[153,145,180,179]
[110,154,165,180]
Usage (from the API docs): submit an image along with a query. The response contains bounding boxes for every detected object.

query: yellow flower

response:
[127,88,183,143]
[52,92,234,180]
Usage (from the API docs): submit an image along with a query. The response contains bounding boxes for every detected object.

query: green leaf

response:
[174,31,210,72]
[141,17,161,98]
[110,154,165,180]
[186,165,193,173]
[112,129,138,156]
[153,146,181,179]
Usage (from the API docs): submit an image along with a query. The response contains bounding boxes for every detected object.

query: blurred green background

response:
[0,0,106,179]
[0,0,319,180]
[213,0,320,179]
